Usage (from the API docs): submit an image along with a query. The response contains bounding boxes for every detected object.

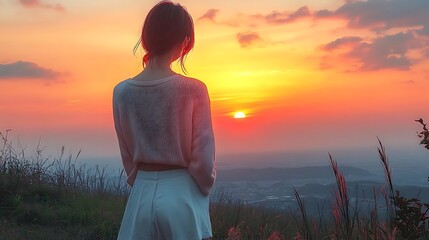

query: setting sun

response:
[1,0,429,161]
[234,112,246,119]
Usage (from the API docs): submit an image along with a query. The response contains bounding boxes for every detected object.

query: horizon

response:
[73,146,429,187]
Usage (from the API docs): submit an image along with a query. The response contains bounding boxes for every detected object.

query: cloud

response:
[0,61,63,80]
[236,32,264,48]
[321,36,363,51]
[401,80,415,84]
[314,9,334,18]
[251,6,312,25]
[206,0,429,31]
[201,6,312,28]
[198,9,219,22]
[313,0,429,71]
[18,0,65,11]
[321,32,420,71]
[425,48,429,58]
[419,25,429,36]
[201,1,429,71]
[263,6,311,25]
[316,0,429,32]
[351,32,415,70]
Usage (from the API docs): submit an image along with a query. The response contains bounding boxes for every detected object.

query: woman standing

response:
[113,1,216,239]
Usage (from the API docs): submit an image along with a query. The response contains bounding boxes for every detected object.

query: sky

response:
[1,0,429,167]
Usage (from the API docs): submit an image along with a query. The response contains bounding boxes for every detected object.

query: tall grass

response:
[0,130,129,196]
[378,138,396,219]
[329,154,354,239]
[293,187,313,240]
[0,130,129,239]
[213,140,429,240]
[210,188,296,239]
[1,128,429,239]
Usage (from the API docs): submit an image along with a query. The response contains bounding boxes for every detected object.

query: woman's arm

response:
[112,85,134,179]
[188,83,216,196]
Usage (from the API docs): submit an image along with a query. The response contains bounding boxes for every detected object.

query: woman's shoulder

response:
[113,78,133,96]
[113,75,208,95]
[176,75,208,92]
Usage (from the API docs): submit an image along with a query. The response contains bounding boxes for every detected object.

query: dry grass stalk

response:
[293,187,313,240]
[329,154,354,239]
[377,138,396,219]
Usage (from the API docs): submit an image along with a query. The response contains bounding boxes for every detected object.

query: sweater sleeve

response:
[112,86,134,182]
[188,83,216,196]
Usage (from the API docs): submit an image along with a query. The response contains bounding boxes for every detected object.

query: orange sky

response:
[1,0,429,162]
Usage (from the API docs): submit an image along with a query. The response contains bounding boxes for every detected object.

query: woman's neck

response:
[136,54,178,81]
[151,48,179,70]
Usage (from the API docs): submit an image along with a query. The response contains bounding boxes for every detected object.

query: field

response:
[1,125,429,239]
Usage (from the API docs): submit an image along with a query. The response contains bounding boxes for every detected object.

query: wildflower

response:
[227,227,241,240]
[293,232,303,240]
[267,231,282,240]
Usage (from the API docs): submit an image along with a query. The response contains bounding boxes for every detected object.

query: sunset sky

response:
[1,0,429,166]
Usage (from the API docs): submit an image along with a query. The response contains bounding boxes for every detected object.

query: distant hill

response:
[217,165,372,181]
[296,181,429,200]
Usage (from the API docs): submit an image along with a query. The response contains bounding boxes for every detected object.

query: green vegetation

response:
[0,130,127,239]
[1,121,429,239]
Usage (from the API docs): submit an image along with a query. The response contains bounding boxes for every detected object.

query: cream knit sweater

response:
[112,74,216,196]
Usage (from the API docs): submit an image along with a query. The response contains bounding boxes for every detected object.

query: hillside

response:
[217,165,372,181]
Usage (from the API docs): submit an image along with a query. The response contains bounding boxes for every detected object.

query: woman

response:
[112,1,216,239]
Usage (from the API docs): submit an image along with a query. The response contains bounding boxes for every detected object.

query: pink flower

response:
[227,227,241,240]
[293,232,303,240]
[267,231,282,240]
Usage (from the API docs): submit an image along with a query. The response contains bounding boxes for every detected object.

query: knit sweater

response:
[112,74,216,196]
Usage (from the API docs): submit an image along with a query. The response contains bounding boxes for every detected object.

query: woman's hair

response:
[134,1,195,73]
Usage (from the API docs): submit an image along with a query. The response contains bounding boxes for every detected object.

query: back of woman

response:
[112,1,216,239]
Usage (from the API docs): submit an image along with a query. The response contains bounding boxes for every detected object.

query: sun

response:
[233,111,246,119]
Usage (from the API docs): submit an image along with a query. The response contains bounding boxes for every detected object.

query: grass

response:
[1,125,429,239]
[0,130,126,240]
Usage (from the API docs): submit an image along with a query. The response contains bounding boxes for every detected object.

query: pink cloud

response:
[201,1,429,70]
[198,9,219,22]
[264,6,311,25]
[321,36,363,51]
[18,0,64,11]
[313,0,429,71]
[236,32,263,48]
[320,32,422,71]
[316,0,429,32]
[200,6,312,28]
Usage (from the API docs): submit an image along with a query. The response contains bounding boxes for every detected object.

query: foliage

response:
[391,191,429,239]
[416,118,429,150]
[0,129,127,239]
[210,190,295,240]
[1,125,429,239]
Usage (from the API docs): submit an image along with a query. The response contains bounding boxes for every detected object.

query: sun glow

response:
[234,112,246,119]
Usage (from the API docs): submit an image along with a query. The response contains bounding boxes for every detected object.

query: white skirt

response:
[117,169,212,240]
